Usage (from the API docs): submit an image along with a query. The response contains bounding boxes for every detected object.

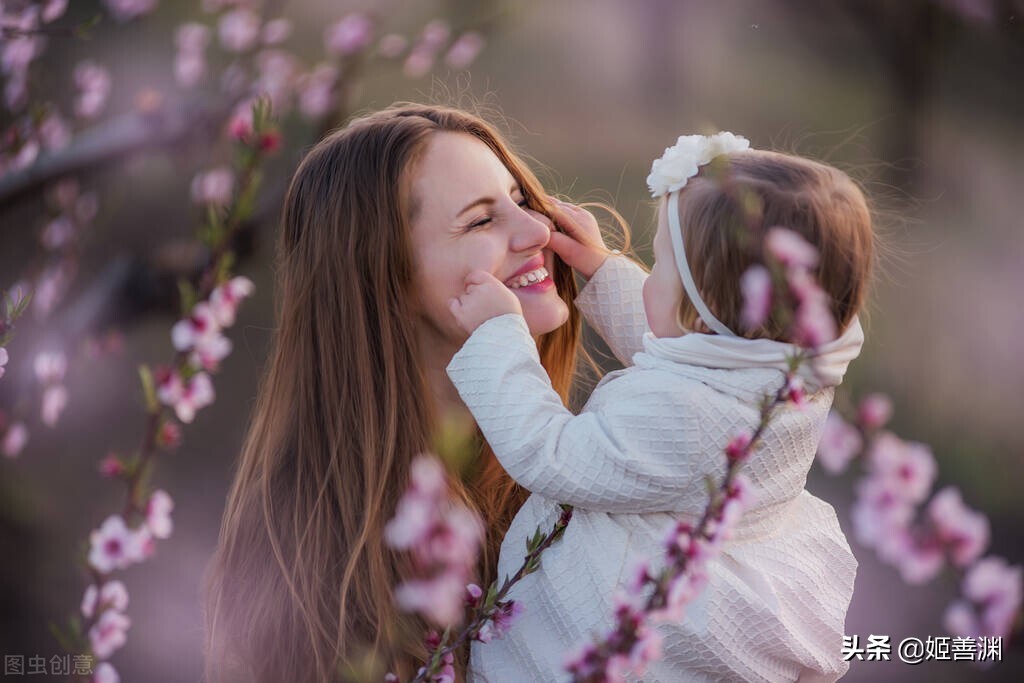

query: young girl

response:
[447,134,873,682]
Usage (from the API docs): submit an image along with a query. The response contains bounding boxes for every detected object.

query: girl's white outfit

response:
[450,256,861,683]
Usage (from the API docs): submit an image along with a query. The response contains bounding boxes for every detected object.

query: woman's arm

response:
[447,313,689,512]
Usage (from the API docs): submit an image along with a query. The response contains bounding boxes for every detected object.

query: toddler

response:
[448,133,872,682]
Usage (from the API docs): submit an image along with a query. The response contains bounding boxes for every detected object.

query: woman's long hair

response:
[202,104,583,682]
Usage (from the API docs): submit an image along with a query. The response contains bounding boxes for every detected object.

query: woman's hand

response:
[545,199,613,280]
[448,270,524,335]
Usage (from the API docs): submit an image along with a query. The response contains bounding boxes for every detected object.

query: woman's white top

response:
[451,255,859,682]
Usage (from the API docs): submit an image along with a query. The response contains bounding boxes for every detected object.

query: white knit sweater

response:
[450,256,858,683]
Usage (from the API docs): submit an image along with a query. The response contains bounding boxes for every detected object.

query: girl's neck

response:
[417,326,473,424]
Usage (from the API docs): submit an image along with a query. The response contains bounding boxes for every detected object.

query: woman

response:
[202,103,646,682]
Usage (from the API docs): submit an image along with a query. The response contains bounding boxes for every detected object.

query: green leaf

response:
[138,365,159,413]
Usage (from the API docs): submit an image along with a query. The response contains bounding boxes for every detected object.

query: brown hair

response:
[671,149,874,339]
[202,104,582,682]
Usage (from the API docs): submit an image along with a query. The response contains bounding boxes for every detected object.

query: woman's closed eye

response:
[465,195,529,230]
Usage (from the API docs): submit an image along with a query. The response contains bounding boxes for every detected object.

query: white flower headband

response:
[647,132,751,336]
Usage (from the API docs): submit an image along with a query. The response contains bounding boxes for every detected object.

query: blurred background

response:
[1,0,1022,681]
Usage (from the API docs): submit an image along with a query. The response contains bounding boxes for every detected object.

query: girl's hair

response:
[202,103,582,682]
[672,149,874,339]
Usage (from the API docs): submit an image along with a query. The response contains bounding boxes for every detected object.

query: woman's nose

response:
[509,208,552,253]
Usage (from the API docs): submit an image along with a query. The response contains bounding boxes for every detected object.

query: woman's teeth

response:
[506,267,550,289]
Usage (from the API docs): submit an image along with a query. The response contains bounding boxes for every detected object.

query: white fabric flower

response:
[646,132,750,197]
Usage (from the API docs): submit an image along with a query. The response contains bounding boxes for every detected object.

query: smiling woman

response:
[201,103,584,682]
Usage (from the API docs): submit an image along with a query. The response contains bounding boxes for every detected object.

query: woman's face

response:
[410,132,569,351]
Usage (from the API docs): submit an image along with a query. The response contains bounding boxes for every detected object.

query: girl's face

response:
[410,132,569,351]
[643,199,687,338]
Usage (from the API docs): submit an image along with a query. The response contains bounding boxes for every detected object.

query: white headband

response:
[647,132,751,337]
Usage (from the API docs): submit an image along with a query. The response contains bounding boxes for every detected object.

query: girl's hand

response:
[448,270,524,335]
[546,199,613,280]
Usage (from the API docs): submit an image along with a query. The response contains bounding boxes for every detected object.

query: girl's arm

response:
[546,201,651,367]
[447,313,691,512]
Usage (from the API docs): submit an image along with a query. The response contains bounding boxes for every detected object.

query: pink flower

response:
[943,599,981,638]
[157,420,182,450]
[89,608,131,659]
[38,111,71,150]
[172,301,233,370]
[325,13,374,56]
[444,32,484,69]
[403,46,435,78]
[42,0,69,23]
[174,51,206,88]
[394,574,466,627]
[858,393,893,430]
[102,0,158,23]
[156,369,215,423]
[868,432,936,504]
[724,429,753,462]
[297,63,338,120]
[419,20,451,49]
[261,18,292,44]
[146,489,174,539]
[850,475,914,549]
[93,662,120,683]
[2,422,29,457]
[377,34,408,58]
[765,227,819,269]
[792,285,836,347]
[41,385,68,427]
[81,580,129,619]
[739,264,772,330]
[73,61,112,119]
[175,23,211,52]
[88,515,152,573]
[816,412,863,474]
[218,8,261,53]
[190,167,234,206]
[962,556,1022,637]
[254,49,299,111]
[98,453,124,478]
[928,487,989,567]
[41,216,75,250]
[890,533,944,584]
[209,276,255,327]
[783,375,806,407]
[477,600,522,643]
[33,350,66,384]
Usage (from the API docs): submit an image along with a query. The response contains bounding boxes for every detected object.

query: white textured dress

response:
[451,256,860,683]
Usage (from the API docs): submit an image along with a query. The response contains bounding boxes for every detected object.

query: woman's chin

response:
[522,298,570,336]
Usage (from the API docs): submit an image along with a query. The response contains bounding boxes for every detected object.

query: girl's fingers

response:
[464,269,494,286]
[547,230,579,259]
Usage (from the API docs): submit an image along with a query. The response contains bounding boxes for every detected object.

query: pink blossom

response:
[41,215,75,250]
[172,302,233,370]
[190,167,234,206]
[739,264,772,330]
[81,580,129,619]
[38,111,71,150]
[41,384,68,426]
[88,515,152,573]
[209,276,254,326]
[2,422,28,458]
[42,0,69,23]
[444,32,484,69]
[765,227,819,270]
[93,662,120,683]
[102,0,158,23]
[325,13,374,56]
[403,46,435,78]
[962,556,1022,637]
[792,288,836,347]
[419,20,451,50]
[928,487,990,567]
[858,393,893,430]
[175,22,211,52]
[783,375,806,408]
[943,599,981,638]
[32,265,68,317]
[868,432,936,504]
[384,490,435,549]
[816,412,863,474]
[34,350,66,383]
[850,475,914,549]
[146,489,174,539]
[254,49,299,110]
[218,8,261,53]
[73,61,111,119]
[477,600,522,643]
[156,369,215,423]
[890,533,944,584]
[89,608,131,659]
[53,178,80,208]
[297,63,338,120]
[724,429,753,462]
[377,34,408,58]
[394,574,466,627]
[98,453,124,478]
[174,51,206,88]
[157,420,182,449]
[262,18,292,44]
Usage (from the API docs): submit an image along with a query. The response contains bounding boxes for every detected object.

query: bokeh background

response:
[1,0,1022,681]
